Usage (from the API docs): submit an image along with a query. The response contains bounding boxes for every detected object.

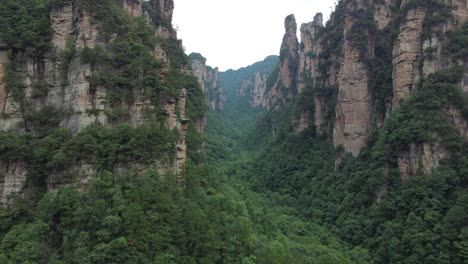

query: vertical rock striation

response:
[189,53,224,111]
[0,162,27,206]
[333,0,373,156]
[298,13,324,94]
[267,15,299,109]
[0,0,203,204]
[392,6,426,109]
[260,0,467,178]
[238,72,269,108]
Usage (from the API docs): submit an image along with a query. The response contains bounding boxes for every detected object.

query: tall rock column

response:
[189,53,224,111]
[151,0,175,38]
[333,0,373,156]
[297,13,325,134]
[298,13,324,94]
[267,15,299,108]
[251,72,269,108]
[392,3,426,109]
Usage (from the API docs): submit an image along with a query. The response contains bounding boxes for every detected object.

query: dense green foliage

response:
[221,65,468,263]
[0,94,370,264]
[0,162,370,263]
[447,23,468,61]
[0,124,176,189]
[215,4,468,260]
[0,0,467,263]
[0,0,53,56]
[315,0,345,80]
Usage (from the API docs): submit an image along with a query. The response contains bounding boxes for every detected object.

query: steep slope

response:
[0,0,206,204]
[0,0,466,263]
[219,0,468,263]
[260,0,468,177]
[0,1,370,260]
[189,53,224,111]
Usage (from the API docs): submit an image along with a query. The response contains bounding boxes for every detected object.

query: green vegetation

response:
[0,0,467,263]
[374,66,468,163]
[228,67,468,263]
[347,8,376,59]
[366,28,393,119]
[0,92,370,263]
[447,23,468,61]
[315,0,345,81]
[0,0,53,56]
[215,12,468,260]
[0,124,177,190]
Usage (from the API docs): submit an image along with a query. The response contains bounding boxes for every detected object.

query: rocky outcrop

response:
[296,13,328,134]
[229,0,467,179]
[189,53,224,110]
[147,0,175,39]
[445,105,468,140]
[165,89,189,175]
[153,0,173,22]
[238,72,269,108]
[333,0,372,157]
[251,72,269,108]
[392,7,426,109]
[0,161,27,206]
[392,0,467,177]
[398,141,449,180]
[123,0,143,17]
[0,0,200,204]
[298,13,324,94]
[374,0,393,30]
[50,3,74,50]
[267,15,299,108]
[265,0,467,158]
[0,1,187,132]
[313,96,327,135]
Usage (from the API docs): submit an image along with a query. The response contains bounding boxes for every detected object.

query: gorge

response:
[0,0,467,263]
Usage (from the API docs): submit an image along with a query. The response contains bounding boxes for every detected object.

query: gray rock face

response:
[189,53,224,112]
[267,0,468,177]
[0,161,27,206]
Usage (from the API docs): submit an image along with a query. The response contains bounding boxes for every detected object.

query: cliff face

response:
[333,0,374,156]
[189,53,224,111]
[298,13,324,94]
[296,14,325,134]
[239,72,269,108]
[392,6,426,109]
[262,0,468,179]
[0,0,204,205]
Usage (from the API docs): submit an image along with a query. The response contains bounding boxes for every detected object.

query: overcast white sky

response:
[173,0,337,71]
